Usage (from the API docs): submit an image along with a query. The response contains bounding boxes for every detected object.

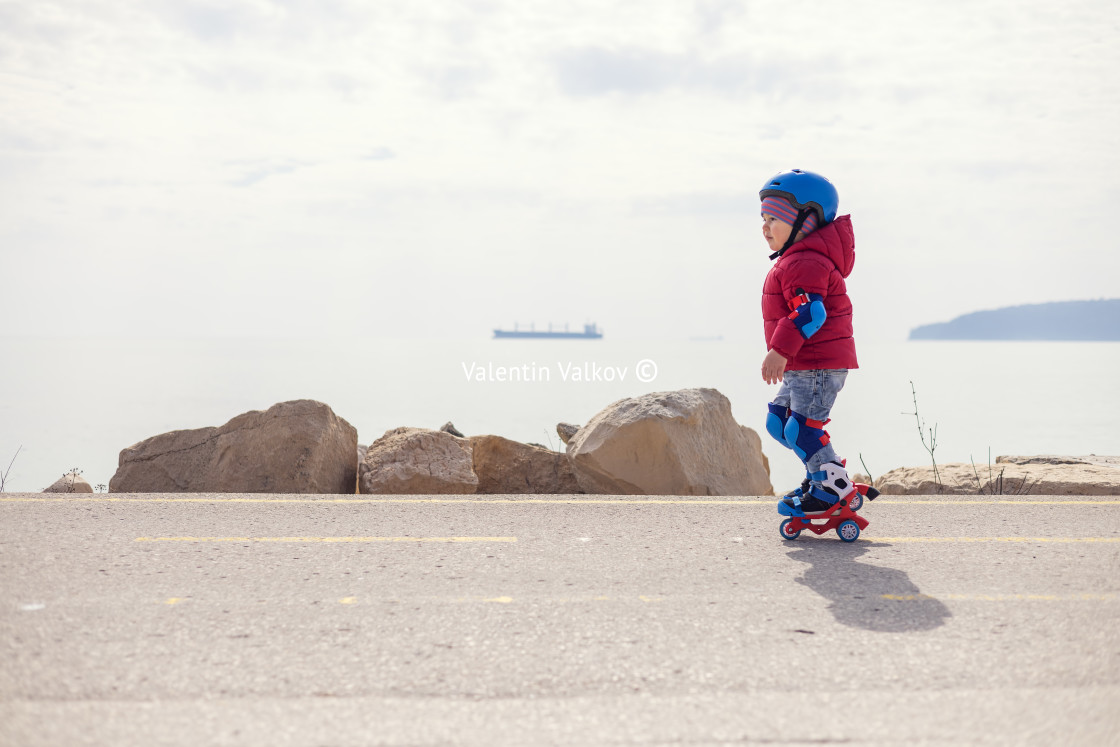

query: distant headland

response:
[909,299,1120,341]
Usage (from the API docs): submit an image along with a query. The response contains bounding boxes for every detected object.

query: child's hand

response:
[761,349,787,385]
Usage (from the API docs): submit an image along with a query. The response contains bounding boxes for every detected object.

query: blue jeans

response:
[771,369,848,474]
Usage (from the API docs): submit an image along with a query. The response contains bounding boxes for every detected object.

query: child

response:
[758,169,859,516]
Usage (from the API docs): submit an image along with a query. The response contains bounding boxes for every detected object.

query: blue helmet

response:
[759,169,839,225]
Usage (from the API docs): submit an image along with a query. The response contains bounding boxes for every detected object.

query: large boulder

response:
[874,456,1120,495]
[360,427,477,494]
[565,388,773,496]
[109,400,358,494]
[43,470,94,494]
[469,435,582,494]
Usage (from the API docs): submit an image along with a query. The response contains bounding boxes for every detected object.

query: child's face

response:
[761,213,792,253]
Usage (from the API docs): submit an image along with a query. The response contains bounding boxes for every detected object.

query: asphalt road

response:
[1,493,1118,746]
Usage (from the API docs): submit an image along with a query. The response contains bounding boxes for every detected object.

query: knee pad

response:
[809,460,854,501]
[765,403,791,448]
[783,411,831,463]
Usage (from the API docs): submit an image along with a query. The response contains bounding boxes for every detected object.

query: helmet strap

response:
[769,208,813,261]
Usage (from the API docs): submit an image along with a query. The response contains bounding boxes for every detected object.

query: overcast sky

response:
[2,0,1117,342]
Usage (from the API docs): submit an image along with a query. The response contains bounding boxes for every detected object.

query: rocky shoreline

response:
[36,389,1120,496]
[856,455,1120,496]
[98,389,772,497]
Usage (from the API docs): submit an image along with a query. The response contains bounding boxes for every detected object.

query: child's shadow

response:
[786,542,951,632]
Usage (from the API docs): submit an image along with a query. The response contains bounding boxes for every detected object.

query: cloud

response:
[552,47,681,96]
[1,0,1117,345]
[631,191,750,216]
[154,0,273,43]
[424,64,493,100]
[362,147,397,161]
[182,59,275,93]
[550,45,847,100]
[694,0,746,38]
[0,4,85,47]
[225,158,311,187]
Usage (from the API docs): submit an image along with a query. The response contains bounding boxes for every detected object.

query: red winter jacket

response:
[762,215,858,371]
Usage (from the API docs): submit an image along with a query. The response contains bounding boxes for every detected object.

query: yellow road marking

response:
[134,536,517,543]
[6,496,1120,505]
[877,537,1120,543]
[157,593,1118,605]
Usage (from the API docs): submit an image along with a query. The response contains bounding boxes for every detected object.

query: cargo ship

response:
[493,322,603,339]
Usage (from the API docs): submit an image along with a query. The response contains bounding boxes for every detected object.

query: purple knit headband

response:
[761,196,818,234]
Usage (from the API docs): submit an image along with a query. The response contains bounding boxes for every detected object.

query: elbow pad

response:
[787,290,827,340]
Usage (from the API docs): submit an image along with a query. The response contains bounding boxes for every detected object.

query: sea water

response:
[1,337,1117,493]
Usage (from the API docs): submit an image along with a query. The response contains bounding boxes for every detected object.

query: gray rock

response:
[440,422,465,438]
[876,459,1120,495]
[360,427,477,494]
[996,455,1090,466]
[469,435,582,494]
[556,423,580,445]
[109,400,358,494]
[43,470,93,494]
[566,388,772,496]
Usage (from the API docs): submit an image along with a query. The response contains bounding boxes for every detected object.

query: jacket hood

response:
[783,214,855,278]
